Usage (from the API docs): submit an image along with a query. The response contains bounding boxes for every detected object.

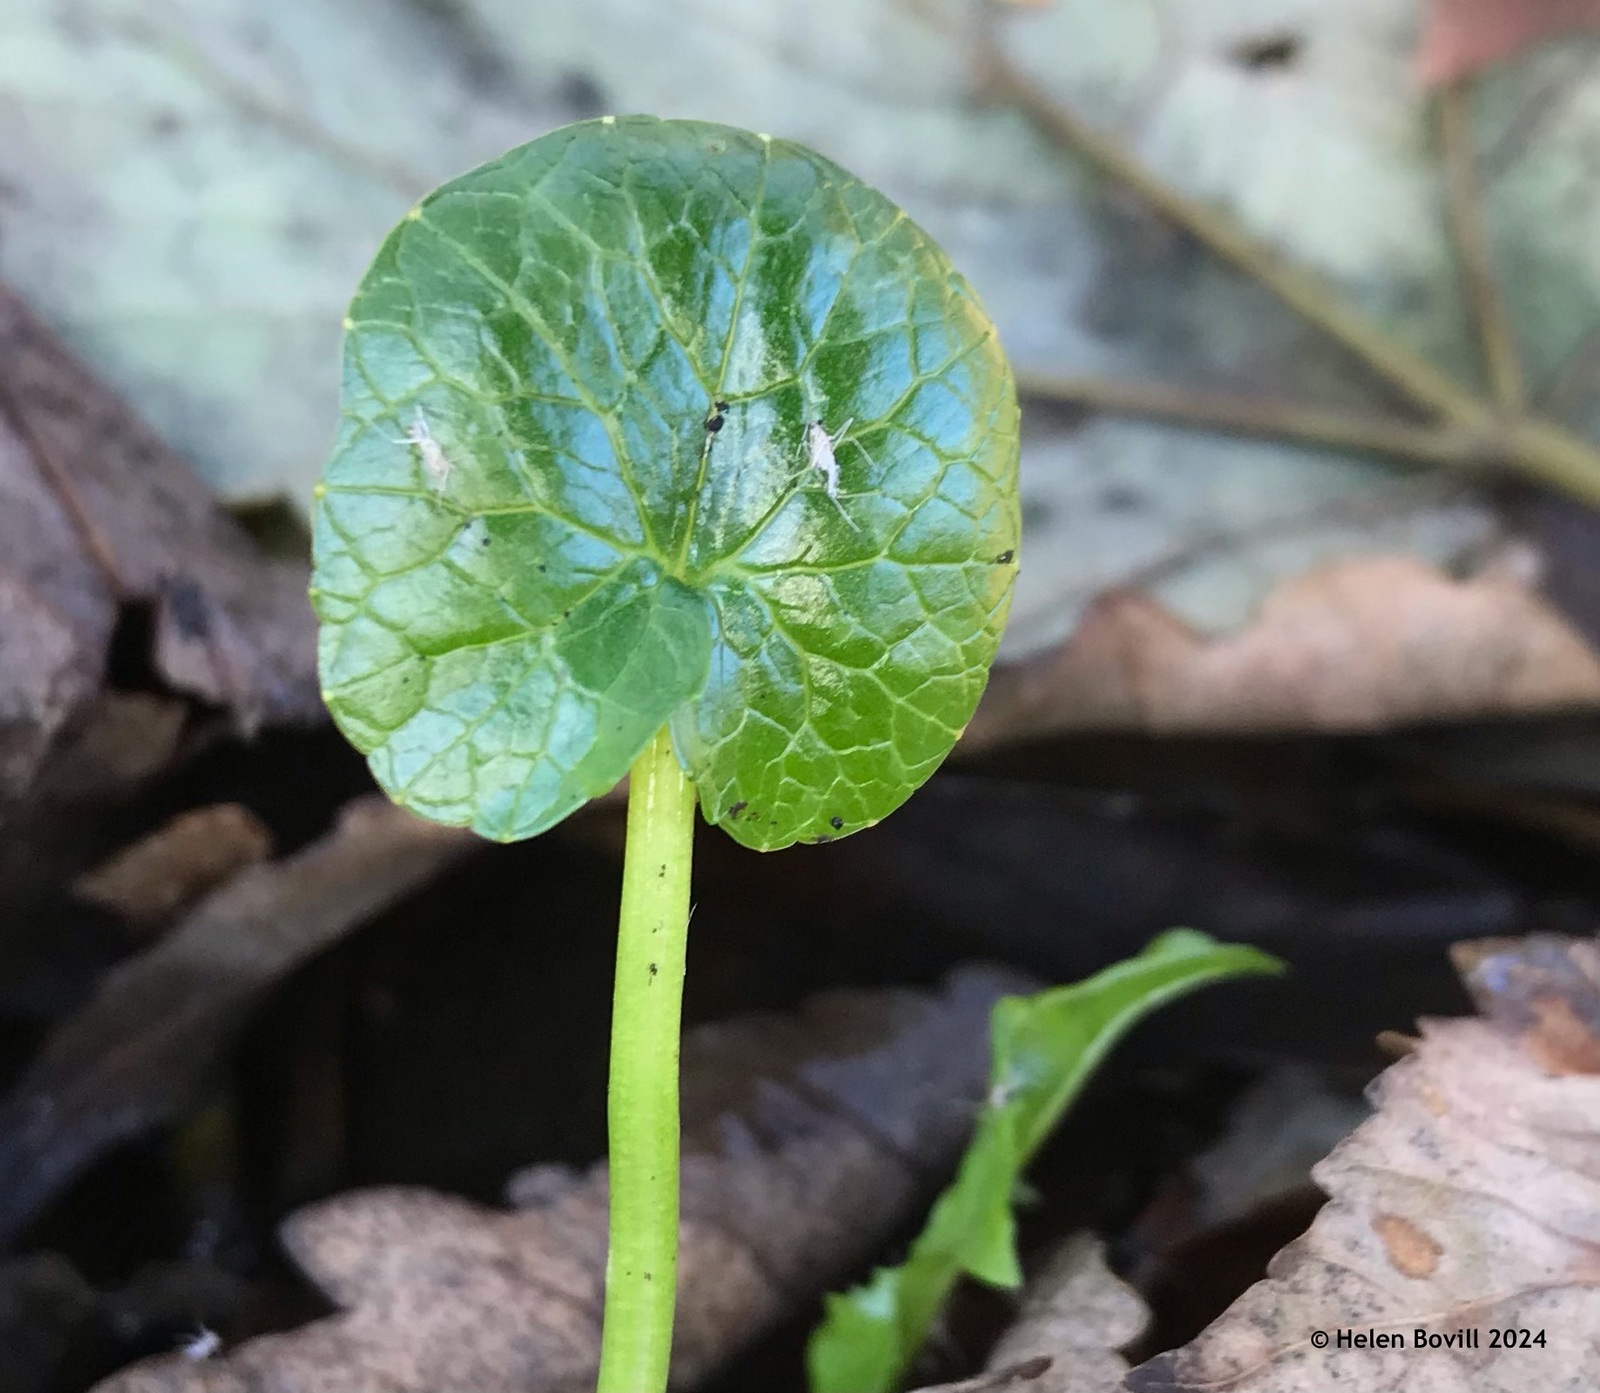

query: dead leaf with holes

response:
[1123,932,1600,1392]
[90,966,1030,1393]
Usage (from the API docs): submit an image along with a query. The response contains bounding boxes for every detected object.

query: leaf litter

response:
[932,1234,1148,1393]
[1123,931,1600,1392]
[89,967,1034,1393]
[13,0,1600,739]
[0,282,319,820]
[71,804,275,935]
[2,8,1600,1393]
[0,798,482,1246]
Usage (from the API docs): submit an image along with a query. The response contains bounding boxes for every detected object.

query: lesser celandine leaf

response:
[310,115,1019,848]
[807,931,1285,1393]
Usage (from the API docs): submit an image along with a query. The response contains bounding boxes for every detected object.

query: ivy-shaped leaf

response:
[312,116,1019,848]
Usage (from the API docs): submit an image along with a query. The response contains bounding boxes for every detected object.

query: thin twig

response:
[1437,83,1526,414]
[977,45,1489,429]
[1016,372,1495,472]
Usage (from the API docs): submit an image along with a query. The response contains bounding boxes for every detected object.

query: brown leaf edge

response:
[965,555,1600,747]
[1124,932,1600,1392]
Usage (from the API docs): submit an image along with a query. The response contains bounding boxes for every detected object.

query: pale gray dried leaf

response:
[0,1,1504,648]
[1126,932,1600,1393]
[7,0,1600,736]
[91,966,1035,1393]
[983,1235,1148,1393]
[905,1234,1146,1393]
[0,797,480,1244]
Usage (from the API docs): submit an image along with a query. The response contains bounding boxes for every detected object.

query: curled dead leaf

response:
[1126,932,1600,1392]
[0,284,319,815]
[966,556,1600,744]
[91,967,1033,1393]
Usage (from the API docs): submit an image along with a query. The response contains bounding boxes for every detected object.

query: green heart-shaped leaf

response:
[312,116,1019,849]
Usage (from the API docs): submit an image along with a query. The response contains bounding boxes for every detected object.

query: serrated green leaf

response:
[310,115,1019,847]
[806,930,1284,1393]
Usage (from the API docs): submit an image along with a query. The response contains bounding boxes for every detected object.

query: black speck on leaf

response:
[830,815,843,829]
[994,549,1015,565]
[812,834,832,845]
[537,563,548,573]
[727,801,747,819]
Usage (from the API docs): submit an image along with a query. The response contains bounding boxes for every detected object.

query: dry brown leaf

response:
[908,1234,1146,1393]
[72,804,274,932]
[1125,931,1600,1392]
[965,556,1600,745]
[0,797,481,1244]
[0,694,191,981]
[982,1234,1147,1393]
[0,284,319,814]
[1418,0,1600,87]
[92,966,1033,1393]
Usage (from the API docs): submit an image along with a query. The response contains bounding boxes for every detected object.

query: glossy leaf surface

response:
[312,116,1019,846]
